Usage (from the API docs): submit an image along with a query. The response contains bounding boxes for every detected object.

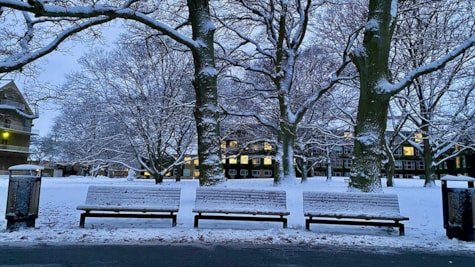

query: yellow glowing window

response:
[193,169,200,177]
[194,159,199,166]
[184,157,191,163]
[229,156,237,164]
[222,155,226,164]
[264,142,272,151]
[240,155,249,164]
[456,157,461,168]
[229,141,238,148]
[252,158,261,165]
[264,156,272,165]
[221,141,226,149]
[403,146,415,156]
[344,132,353,140]
[414,133,423,142]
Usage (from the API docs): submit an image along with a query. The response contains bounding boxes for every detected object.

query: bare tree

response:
[217,0,354,184]
[348,0,475,192]
[391,0,475,187]
[0,0,224,185]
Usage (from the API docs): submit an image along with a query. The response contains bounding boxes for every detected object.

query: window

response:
[404,160,415,170]
[229,141,238,148]
[229,156,237,164]
[228,169,237,175]
[395,160,403,170]
[414,133,423,143]
[333,146,343,155]
[344,132,353,141]
[194,159,199,166]
[183,169,191,177]
[263,170,273,177]
[263,156,272,165]
[222,155,226,164]
[344,159,352,169]
[193,169,200,177]
[334,159,343,168]
[344,146,353,155]
[403,146,415,156]
[240,169,249,176]
[240,155,249,164]
[221,141,226,149]
[252,170,260,177]
[264,142,272,151]
[252,158,261,165]
[417,161,425,170]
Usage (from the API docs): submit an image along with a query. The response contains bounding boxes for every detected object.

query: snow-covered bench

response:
[193,188,289,228]
[77,186,180,228]
[303,191,409,235]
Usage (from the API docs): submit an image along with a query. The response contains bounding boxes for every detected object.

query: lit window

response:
[222,155,226,164]
[229,141,238,148]
[194,159,199,166]
[229,156,237,164]
[221,141,226,149]
[184,157,191,162]
[252,158,261,165]
[264,142,272,151]
[240,155,249,164]
[193,169,200,177]
[456,157,461,168]
[344,132,353,141]
[414,133,423,142]
[264,156,272,165]
[403,146,415,156]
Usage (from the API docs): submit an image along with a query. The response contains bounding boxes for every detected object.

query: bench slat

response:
[193,188,289,228]
[303,191,409,235]
[76,186,181,228]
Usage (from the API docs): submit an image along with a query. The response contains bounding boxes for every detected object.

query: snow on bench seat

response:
[303,191,409,235]
[193,188,289,228]
[76,186,180,228]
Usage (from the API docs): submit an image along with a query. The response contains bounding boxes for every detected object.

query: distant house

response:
[0,80,39,171]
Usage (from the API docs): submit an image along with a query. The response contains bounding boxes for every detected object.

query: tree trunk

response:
[349,0,396,192]
[188,0,224,186]
[275,123,298,184]
[422,134,436,187]
[300,157,308,183]
[384,143,395,187]
[326,147,332,182]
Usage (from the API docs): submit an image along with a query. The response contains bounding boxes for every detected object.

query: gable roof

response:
[0,79,37,118]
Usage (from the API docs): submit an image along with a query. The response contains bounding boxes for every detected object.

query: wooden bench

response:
[193,188,289,228]
[303,191,409,235]
[76,186,180,228]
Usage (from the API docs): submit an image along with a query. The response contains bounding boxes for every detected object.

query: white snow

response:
[0,175,474,253]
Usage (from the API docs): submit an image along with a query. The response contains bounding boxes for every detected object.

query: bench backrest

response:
[84,186,180,209]
[194,188,288,214]
[303,191,405,220]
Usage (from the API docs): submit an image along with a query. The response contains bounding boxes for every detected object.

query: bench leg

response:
[283,218,287,229]
[194,215,199,228]
[172,214,177,227]
[305,219,310,230]
[79,213,86,228]
[399,224,405,236]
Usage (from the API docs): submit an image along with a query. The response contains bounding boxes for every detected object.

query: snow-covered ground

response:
[0,175,474,253]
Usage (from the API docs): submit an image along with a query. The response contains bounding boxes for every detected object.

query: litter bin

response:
[5,164,44,231]
[441,175,475,241]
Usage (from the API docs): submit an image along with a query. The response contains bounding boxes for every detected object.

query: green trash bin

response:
[441,176,475,242]
[5,164,44,231]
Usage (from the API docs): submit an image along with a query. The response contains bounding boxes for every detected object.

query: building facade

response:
[0,80,38,171]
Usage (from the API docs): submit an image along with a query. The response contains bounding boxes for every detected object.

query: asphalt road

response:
[0,244,473,267]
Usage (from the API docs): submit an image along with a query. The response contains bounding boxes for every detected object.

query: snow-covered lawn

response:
[0,176,474,253]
